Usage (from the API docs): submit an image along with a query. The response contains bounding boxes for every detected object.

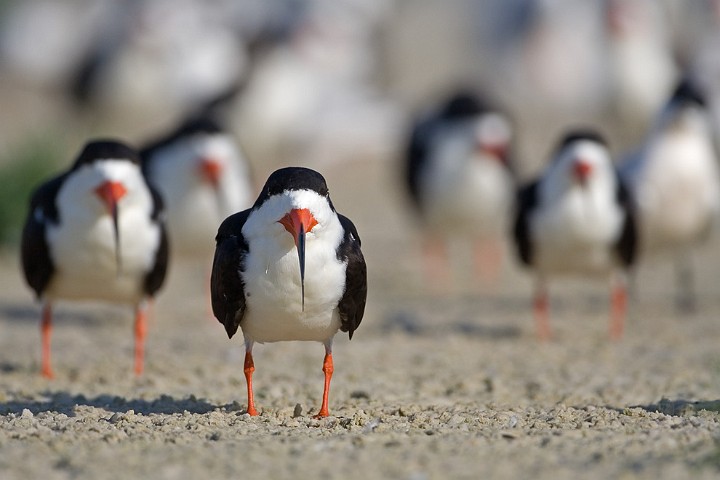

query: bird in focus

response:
[21,140,169,378]
[211,167,366,418]
[513,131,636,340]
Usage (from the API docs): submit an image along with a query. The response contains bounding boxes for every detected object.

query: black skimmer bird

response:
[603,0,677,138]
[405,91,515,284]
[513,130,637,340]
[620,79,720,311]
[20,140,169,378]
[141,114,253,260]
[211,167,366,418]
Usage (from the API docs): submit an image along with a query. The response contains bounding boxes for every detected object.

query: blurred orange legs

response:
[41,303,148,378]
[41,303,53,379]
[610,278,627,341]
[533,283,551,341]
[134,304,148,376]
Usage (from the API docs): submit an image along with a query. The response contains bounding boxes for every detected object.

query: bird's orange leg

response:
[422,237,452,292]
[314,350,334,418]
[244,348,258,416]
[610,282,627,341]
[134,304,148,376]
[41,303,54,379]
[534,283,551,341]
[474,238,503,286]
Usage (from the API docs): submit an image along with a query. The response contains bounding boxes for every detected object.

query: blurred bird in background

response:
[20,140,169,377]
[405,90,516,289]
[140,113,254,261]
[2,0,720,344]
[235,0,401,168]
[513,131,636,340]
[603,0,678,142]
[620,79,720,312]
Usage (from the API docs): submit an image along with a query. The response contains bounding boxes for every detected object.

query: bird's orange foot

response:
[313,408,329,419]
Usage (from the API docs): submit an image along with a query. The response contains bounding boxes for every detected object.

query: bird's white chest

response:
[532,188,623,275]
[46,202,160,304]
[421,141,514,236]
[148,154,251,257]
[635,137,720,250]
[241,233,347,343]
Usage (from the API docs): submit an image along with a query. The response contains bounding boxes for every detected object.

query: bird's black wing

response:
[211,210,251,339]
[20,174,67,299]
[613,173,637,268]
[512,180,539,267]
[143,184,170,297]
[405,114,441,211]
[336,214,367,340]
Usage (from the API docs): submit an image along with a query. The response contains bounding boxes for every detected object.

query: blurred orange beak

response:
[199,157,222,188]
[478,141,508,164]
[573,159,593,186]
[95,180,127,271]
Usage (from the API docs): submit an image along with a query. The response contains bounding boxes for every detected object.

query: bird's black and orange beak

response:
[279,208,318,311]
[199,157,222,189]
[476,140,508,165]
[572,159,593,187]
[95,180,127,272]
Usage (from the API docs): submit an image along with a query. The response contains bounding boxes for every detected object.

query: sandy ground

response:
[2,159,720,480]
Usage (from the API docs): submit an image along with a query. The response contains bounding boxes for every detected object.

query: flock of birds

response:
[406,78,720,342]
[19,118,367,418]
[8,0,720,418]
[16,74,720,417]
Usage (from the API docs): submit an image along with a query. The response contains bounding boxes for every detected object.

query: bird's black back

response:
[512,180,539,267]
[211,209,251,339]
[20,173,67,298]
[140,115,224,171]
[336,214,367,339]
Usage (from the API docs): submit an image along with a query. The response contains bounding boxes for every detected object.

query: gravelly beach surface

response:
[2,160,720,480]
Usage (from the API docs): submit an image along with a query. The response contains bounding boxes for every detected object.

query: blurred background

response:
[1,0,720,306]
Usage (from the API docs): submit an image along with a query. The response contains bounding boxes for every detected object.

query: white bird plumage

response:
[142,117,253,259]
[514,131,636,340]
[211,166,366,418]
[240,189,347,343]
[620,79,720,310]
[530,140,627,276]
[47,160,162,303]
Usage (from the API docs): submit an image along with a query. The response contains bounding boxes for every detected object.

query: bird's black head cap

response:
[553,129,607,158]
[175,115,224,137]
[73,139,140,169]
[140,114,225,162]
[254,167,330,208]
[438,91,489,121]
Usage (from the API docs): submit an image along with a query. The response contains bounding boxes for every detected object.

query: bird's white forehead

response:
[561,141,610,166]
[188,133,237,160]
[76,159,141,182]
[474,113,511,144]
[243,188,334,237]
[265,189,331,219]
